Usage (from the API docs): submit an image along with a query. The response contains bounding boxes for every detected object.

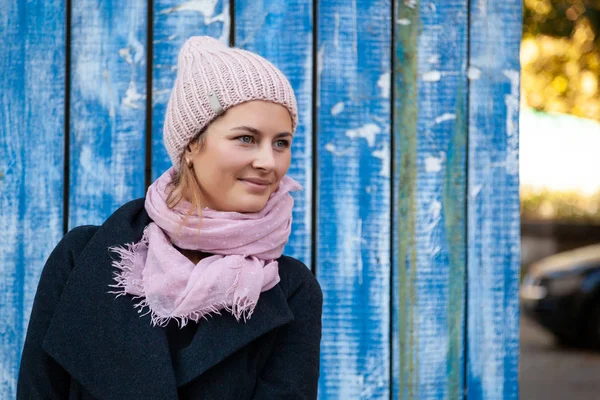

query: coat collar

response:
[42,199,294,400]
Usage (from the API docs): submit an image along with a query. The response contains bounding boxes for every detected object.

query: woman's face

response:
[186,100,293,213]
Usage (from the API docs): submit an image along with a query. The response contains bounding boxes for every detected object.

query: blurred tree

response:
[522,0,600,120]
[521,186,600,223]
[524,0,600,38]
[522,1,600,223]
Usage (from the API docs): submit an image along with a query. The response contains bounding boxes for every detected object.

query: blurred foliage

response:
[522,1,600,223]
[521,186,600,223]
[522,0,600,120]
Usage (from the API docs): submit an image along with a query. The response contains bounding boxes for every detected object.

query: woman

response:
[17,36,322,400]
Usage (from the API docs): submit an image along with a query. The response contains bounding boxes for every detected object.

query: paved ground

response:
[520,316,600,399]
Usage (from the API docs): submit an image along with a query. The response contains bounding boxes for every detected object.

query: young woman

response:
[17,36,322,400]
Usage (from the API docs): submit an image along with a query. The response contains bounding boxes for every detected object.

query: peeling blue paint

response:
[2,1,521,398]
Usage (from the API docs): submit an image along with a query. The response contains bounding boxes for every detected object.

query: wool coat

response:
[17,198,323,400]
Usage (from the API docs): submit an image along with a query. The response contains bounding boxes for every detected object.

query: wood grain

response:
[466,1,522,399]
[0,0,65,397]
[393,1,468,398]
[69,0,148,228]
[317,0,392,397]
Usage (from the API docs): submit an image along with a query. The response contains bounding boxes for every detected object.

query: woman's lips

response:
[239,178,270,192]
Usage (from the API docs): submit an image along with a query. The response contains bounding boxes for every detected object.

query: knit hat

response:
[163,36,298,170]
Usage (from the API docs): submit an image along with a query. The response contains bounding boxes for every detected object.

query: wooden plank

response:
[234,0,313,264]
[466,1,521,399]
[69,0,148,228]
[0,0,65,397]
[393,1,468,398]
[316,0,391,397]
[392,1,419,396]
[152,0,231,180]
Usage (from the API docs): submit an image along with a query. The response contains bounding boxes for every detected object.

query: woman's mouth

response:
[239,178,271,192]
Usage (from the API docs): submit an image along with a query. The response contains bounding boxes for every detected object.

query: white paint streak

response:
[317,45,325,76]
[370,114,387,127]
[130,37,144,64]
[372,141,390,178]
[122,80,144,109]
[79,146,109,187]
[331,102,345,116]
[299,39,313,255]
[152,89,171,106]
[425,153,445,173]
[417,304,447,388]
[159,0,218,16]
[377,72,390,99]
[468,66,482,80]
[212,11,230,44]
[471,184,483,198]
[422,71,441,82]
[360,354,388,398]
[317,44,325,108]
[404,0,417,8]
[396,18,411,26]
[237,12,269,48]
[345,124,380,147]
[334,13,340,49]
[425,200,442,232]
[153,34,177,44]
[158,0,229,43]
[351,0,358,57]
[153,88,171,97]
[428,54,440,64]
[425,200,442,253]
[102,69,116,119]
[119,48,133,64]
[503,69,520,176]
[324,143,351,157]
[479,0,488,17]
[120,36,145,110]
[331,183,362,398]
[429,3,437,12]
[357,218,363,285]
[433,113,456,125]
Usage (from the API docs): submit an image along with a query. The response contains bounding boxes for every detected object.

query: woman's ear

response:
[187,136,204,154]
[183,142,197,169]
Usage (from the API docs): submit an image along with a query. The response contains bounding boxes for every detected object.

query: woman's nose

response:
[252,146,276,171]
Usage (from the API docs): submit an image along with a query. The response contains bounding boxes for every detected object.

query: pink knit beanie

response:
[163,36,298,170]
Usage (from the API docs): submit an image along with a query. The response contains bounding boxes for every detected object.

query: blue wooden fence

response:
[1,0,521,398]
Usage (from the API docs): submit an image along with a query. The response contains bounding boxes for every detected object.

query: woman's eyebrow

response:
[231,125,293,138]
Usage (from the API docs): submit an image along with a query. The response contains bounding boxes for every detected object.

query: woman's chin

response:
[233,196,268,213]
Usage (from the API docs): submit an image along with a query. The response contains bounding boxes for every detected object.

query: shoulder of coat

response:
[277,255,321,299]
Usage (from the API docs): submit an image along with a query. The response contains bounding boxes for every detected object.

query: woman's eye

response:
[275,140,290,149]
[238,135,254,144]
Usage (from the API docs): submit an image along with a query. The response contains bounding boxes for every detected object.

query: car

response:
[520,243,600,348]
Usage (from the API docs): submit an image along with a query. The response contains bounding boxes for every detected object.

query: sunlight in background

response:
[520,0,600,223]
[520,108,600,196]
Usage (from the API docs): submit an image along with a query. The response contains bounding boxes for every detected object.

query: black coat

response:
[17,199,322,400]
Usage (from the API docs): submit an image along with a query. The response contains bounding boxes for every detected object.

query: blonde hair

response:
[165,111,227,229]
[165,133,207,227]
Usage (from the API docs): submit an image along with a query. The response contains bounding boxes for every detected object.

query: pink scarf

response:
[109,167,301,327]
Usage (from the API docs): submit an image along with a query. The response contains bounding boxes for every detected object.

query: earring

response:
[185,158,193,168]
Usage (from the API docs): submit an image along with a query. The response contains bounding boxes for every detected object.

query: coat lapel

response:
[172,283,294,387]
[42,199,179,400]
[42,198,295,398]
